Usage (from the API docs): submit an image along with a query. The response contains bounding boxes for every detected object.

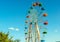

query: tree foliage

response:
[0,32,20,42]
[0,32,13,42]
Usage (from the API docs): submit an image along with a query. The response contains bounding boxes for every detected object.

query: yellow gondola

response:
[33,3,37,6]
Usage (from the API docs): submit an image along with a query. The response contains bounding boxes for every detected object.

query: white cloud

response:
[8,27,19,31]
[15,28,19,31]
[8,27,14,30]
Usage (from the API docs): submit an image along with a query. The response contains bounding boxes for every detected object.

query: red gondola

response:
[44,22,48,25]
[43,14,47,17]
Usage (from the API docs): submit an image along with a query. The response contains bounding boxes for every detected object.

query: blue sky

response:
[0,0,60,42]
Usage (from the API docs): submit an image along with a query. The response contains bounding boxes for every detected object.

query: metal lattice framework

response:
[24,2,48,42]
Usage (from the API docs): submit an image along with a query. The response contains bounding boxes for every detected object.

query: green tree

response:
[0,32,20,42]
[0,32,13,42]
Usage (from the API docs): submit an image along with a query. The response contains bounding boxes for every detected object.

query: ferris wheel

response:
[24,1,48,42]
